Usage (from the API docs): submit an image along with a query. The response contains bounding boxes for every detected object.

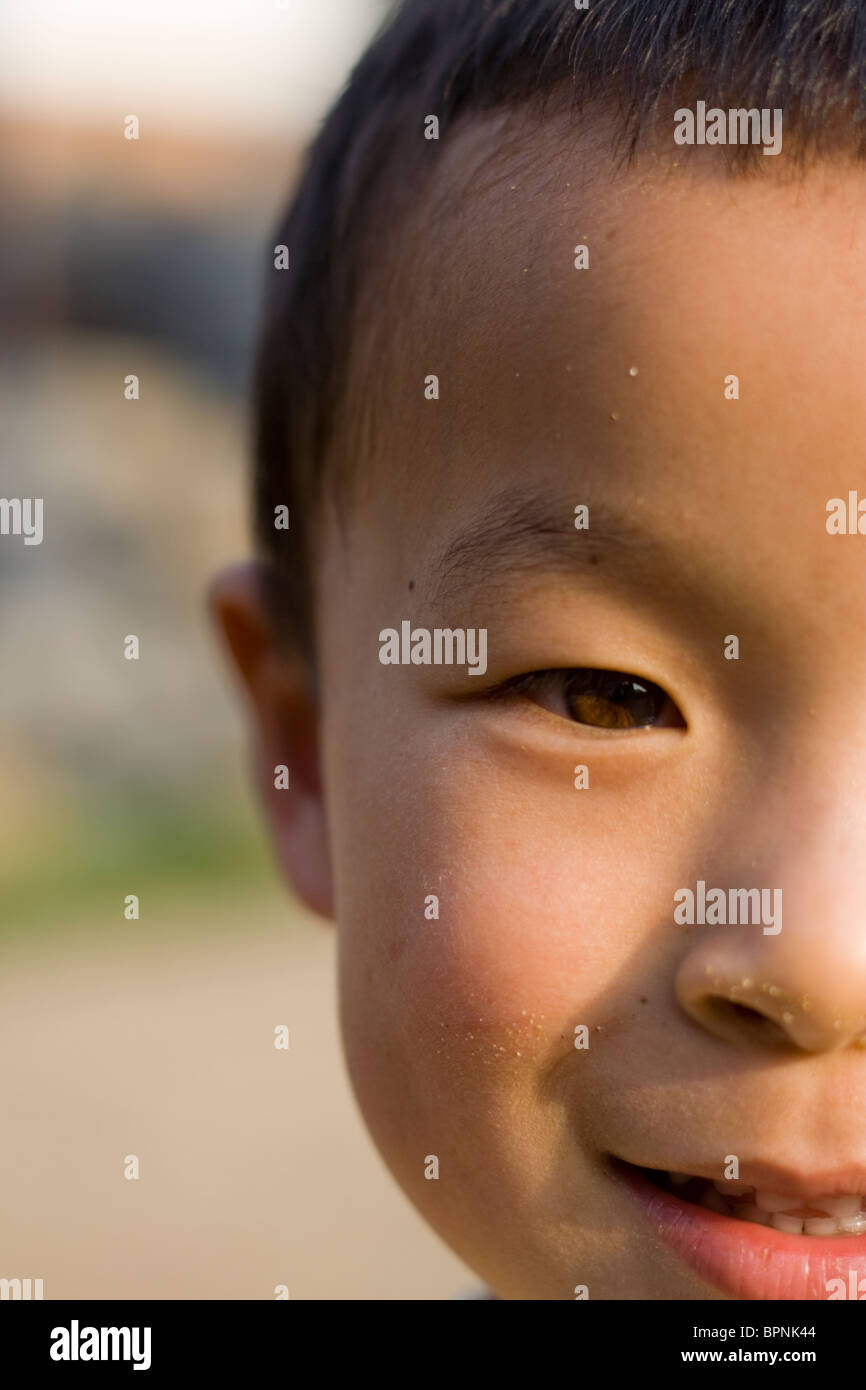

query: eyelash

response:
[494,668,685,731]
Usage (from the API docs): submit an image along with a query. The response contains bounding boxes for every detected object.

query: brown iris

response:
[563,670,675,729]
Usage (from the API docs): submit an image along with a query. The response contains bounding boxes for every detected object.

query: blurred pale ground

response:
[0,903,473,1299]
[0,1,472,1298]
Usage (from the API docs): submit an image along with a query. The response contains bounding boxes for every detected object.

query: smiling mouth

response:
[637,1166,866,1237]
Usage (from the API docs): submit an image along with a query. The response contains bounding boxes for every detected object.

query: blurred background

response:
[0,0,471,1298]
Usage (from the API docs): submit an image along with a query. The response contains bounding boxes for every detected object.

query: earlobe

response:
[209,562,334,921]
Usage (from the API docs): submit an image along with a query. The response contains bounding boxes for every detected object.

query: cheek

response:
[331,731,670,1152]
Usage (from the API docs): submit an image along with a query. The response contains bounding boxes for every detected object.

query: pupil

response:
[610,680,637,704]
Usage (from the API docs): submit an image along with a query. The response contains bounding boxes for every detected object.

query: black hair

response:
[253,0,866,657]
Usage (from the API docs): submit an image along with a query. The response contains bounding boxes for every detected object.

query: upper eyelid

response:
[497,667,647,690]
[503,665,668,686]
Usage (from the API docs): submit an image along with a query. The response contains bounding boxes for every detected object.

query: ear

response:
[209,562,333,920]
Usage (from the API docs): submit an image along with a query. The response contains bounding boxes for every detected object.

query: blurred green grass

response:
[0,784,278,936]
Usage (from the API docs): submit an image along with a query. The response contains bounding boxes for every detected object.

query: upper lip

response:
[619,1156,866,1201]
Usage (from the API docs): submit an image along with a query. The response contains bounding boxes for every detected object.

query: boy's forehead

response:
[342,121,866,599]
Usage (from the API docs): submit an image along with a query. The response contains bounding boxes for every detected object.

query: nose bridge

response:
[675,769,866,1053]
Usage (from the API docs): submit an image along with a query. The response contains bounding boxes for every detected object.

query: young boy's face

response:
[219,114,866,1299]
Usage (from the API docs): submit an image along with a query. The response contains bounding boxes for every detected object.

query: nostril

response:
[675,948,861,1053]
[702,997,790,1046]
[722,1001,764,1025]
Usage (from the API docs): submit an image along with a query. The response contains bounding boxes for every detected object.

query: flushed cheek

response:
[336,769,663,1176]
[336,812,672,1295]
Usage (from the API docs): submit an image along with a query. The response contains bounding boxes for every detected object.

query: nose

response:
[676,932,866,1051]
[675,872,866,1053]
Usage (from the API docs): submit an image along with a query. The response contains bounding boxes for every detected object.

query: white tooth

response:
[817,1195,862,1218]
[755,1191,802,1213]
[700,1186,730,1215]
[839,1213,866,1234]
[668,1172,691,1186]
[804,1218,839,1237]
[736,1203,773,1226]
[771,1213,804,1234]
[713,1180,752,1196]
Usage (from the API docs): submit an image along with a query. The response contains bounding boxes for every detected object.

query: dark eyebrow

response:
[427,487,666,610]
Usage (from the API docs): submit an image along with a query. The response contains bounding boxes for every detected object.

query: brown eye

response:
[562,669,680,729]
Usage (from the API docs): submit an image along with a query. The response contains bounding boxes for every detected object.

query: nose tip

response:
[675,941,866,1053]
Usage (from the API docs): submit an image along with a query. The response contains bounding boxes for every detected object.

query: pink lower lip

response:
[618,1163,866,1300]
